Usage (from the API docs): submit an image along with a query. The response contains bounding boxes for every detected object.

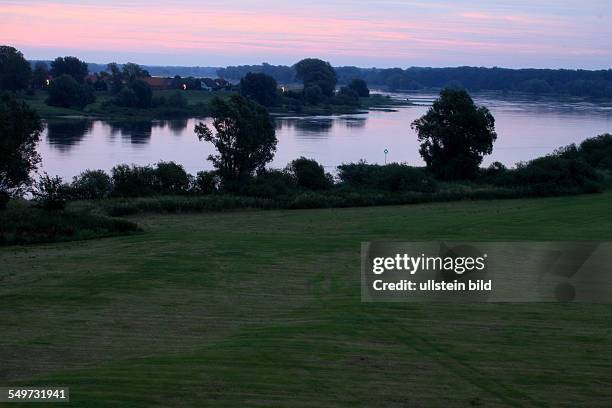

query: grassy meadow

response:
[1,192,612,407]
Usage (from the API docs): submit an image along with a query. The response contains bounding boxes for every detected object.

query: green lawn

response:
[1,193,612,407]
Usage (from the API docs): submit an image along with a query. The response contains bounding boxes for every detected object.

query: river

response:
[39,92,612,179]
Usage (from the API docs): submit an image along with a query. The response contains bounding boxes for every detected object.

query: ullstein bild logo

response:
[361,242,612,302]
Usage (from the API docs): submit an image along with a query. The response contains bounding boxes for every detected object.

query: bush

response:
[165,92,188,109]
[489,156,603,195]
[32,174,71,210]
[46,74,95,109]
[102,195,278,216]
[240,72,278,107]
[110,80,153,109]
[111,164,157,197]
[348,78,370,97]
[71,169,113,200]
[0,202,140,246]
[154,161,190,194]
[518,157,601,193]
[129,79,153,108]
[479,161,507,181]
[193,171,219,194]
[576,134,612,170]
[337,161,437,193]
[332,87,360,106]
[287,157,333,190]
[243,169,297,198]
[112,87,139,108]
[304,85,324,105]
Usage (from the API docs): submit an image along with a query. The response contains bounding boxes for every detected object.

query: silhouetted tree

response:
[0,93,43,208]
[348,78,369,97]
[128,79,152,108]
[411,89,497,180]
[46,75,95,108]
[0,46,32,91]
[194,95,277,189]
[107,62,124,93]
[32,61,49,89]
[240,72,278,106]
[109,79,152,109]
[304,85,323,105]
[122,62,150,82]
[50,56,88,83]
[287,157,332,190]
[294,58,337,97]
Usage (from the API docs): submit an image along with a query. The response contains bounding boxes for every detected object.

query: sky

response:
[1,0,611,69]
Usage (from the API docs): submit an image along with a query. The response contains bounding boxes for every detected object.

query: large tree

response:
[348,78,369,97]
[194,95,277,189]
[294,58,337,97]
[50,56,88,83]
[46,74,95,108]
[0,46,32,91]
[122,62,150,82]
[32,61,49,89]
[240,72,278,107]
[411,89,496,180]
[0,93,43,208]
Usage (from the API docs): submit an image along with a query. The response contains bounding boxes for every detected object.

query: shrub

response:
[165,92,188,109]
[287,157,333,190]
[494,156,602,194]
[304,85,324,105]
[577,134,612,170]
[154,161,190,194]
[110,80,153,109]
[102,195,278,216]
[332,87,360,106]
[129,79,153,108]
[243,169,297,198]
[111,164,157,197]
[70,169,113,200]
[337,161,437,193]
[113,87,138,108]
[193,171,219,194]
[32,173,71,210]
[0,202,140,246]
[479,161,508,181]
[348,78,370,97]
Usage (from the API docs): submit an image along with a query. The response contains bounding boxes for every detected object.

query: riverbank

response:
[2,192,611,406]
[19,89,409,120]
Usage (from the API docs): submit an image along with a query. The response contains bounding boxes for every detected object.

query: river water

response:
[39,92,612,179]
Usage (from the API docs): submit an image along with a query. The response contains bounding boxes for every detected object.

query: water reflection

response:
[107,121,153,145]
[276,116,368,137]
[38,93,612,180]
[165,118,189,135]
[276,117,334,135]
[341,116,367,129]
[46,119,93,151]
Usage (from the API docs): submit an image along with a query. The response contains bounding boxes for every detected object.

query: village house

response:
[144,77,173,90]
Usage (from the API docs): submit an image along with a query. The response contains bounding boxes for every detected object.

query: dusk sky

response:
[2,0,611,69]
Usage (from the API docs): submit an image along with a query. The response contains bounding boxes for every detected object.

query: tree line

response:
[219,64,612,98]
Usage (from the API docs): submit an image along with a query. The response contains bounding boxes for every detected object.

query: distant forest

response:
[29,60,612,98]
[217,63,612,98]
[30,61,220,79]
